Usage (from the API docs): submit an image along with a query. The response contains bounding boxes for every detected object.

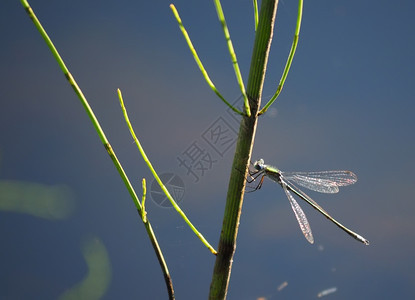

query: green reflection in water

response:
[0,181,75,219]
[59,237,112,300]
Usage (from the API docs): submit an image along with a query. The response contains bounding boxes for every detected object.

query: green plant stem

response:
[141,178,147,223]
[213,0,251,117]
[170,4,244,116]
[209,1,279,299]
[259,0,303,115]
[253,0,259,31]
[20,1,175,299]
[118,89,217,255]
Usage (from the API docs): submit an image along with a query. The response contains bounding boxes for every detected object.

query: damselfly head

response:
[253,159,265,171]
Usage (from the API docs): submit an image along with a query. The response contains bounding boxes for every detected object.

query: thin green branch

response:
[20,1,175,298]
[253,0,259,31]
[259,0,303,115]
[141,178,147,223]
[118,89,217,255]
[213,0,251,117]
[170,4,244,116]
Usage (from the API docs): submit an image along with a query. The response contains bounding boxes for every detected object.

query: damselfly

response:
[248,159,369,245]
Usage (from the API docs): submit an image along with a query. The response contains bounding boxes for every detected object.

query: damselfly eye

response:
[253,161,261,170]
[253,159,265,171]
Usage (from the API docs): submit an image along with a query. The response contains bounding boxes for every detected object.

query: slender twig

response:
[259,0,303,115]
[170,4,244,116]
[140,178,147,223]
[209,1,279,299]
[213,0,251,117]
[253,0,259,31]
[118,89,217,255]
[20,1,175,298]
